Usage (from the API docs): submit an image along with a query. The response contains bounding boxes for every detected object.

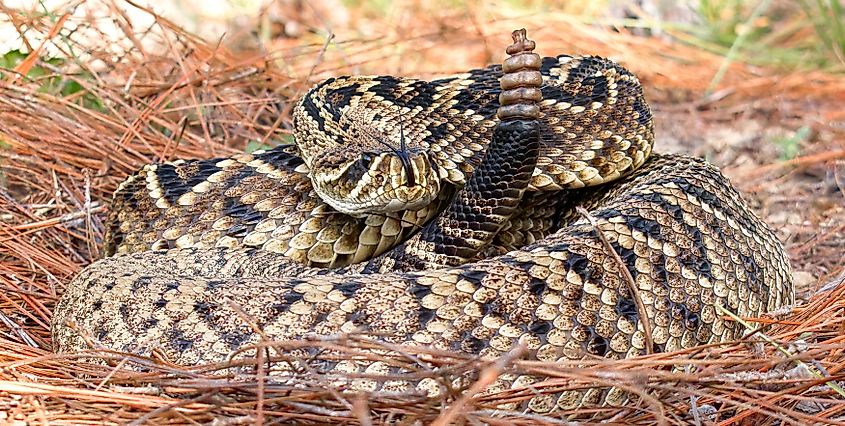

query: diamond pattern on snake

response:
[52,29,793,412]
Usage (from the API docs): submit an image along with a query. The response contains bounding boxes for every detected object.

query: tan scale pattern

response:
[57,34,792,412]
[55,155,793,412]
[294,54,653,211]
[106,145,447,268]
[107,53,654,268]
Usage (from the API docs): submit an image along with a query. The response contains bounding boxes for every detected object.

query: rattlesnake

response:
[52,30,793,412]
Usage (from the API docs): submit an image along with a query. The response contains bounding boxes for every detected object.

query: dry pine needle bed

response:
[1,2,845,424]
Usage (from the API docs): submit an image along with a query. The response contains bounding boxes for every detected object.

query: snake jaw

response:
[310,149,440,216]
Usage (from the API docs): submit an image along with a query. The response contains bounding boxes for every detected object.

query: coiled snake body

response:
[53,31,793,412]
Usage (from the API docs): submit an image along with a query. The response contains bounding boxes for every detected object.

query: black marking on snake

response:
[657,172,753,231]
[269,302,289,316]
[343,155,372,187]
[313,76,336,91]
[462,335,486,353]
[540,56,560,74]
[430,76,457,86]
[130,276,152,292]
[421,122,452,149]
[529,320,553,336]
[409,281,432,299]
[92,300,103,311]
[406,80,437,108]
[154,297,167,309]
[506,258,559,303]
[529,277,547,297]
[206,279,227,290]
[371,77,438,108]
[409,282,436,330]
[671,303,700,330]
[587,74,609,103]
[325,82,362,122]
[116,178,138,204]
[461,269,488,285]
[193,301,215,321]
[610,241,639,281]
[739,251,763,291]
[479,301,497,317]
[300,92,326,132]
[569,74,608,107]
[256,147,305,170]
[417,308,436,329]
[557,224,640,285]
[541,85,576,111]
[282,292,304,306]
[221,328,251,350]
[595,207,662,240]
[629,215,662,240]
[103,280,116,291]
[95,328,108,342]
[593,207,623,220]
[169,327,193,352]
[142,318,158,330]
[686,312,700,330]
[337,280,362,298]
[156,160,219,205]
[632,92,652,128]
[465,66,503,92]
[449,83,499,118]
[565,250,593,282]
[615,292,639,323]
[675,178,724,210]
[633,191,715,281]
[586,328,609,356]
[372,76,401,100]
[653,261,671,290]
[119,304,129,318]
[222,202,264,239]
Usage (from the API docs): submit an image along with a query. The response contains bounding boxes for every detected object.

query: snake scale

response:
[52,30,794,412]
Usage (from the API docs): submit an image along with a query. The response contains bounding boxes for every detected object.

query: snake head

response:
[293,80,442,216]
[307,143,440,216]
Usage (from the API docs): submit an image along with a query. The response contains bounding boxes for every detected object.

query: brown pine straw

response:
[1,1,844,424]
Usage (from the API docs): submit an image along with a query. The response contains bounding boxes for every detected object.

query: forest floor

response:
[0,1,843,424]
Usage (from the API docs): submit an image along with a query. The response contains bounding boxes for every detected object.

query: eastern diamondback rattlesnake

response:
[52,30,793,413]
